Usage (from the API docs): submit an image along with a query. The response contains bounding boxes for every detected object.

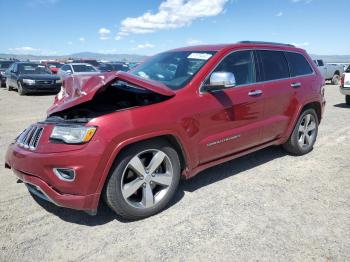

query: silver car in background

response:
[57,63,100,77]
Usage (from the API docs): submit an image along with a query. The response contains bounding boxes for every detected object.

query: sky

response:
[1,0,349,56]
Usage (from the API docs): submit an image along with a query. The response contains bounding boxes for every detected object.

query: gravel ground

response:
[0,85,349,262]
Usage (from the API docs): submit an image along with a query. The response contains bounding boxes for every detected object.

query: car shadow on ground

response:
[32,146,287,225]
[333,103,350,108]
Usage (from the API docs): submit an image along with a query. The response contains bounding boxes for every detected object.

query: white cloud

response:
[276,11,283,17]
[292,42,310,47]
[67,41,73,45]
[115,35,122,41]
[79,37,86,42]
[98,27,111,40]
[8,46,57,55]
[136,43,155,49]
[28,0,59,6]
[116,0,229,38]
[187,39,203,45]
[8,46,39,52]
[291,0,312,3]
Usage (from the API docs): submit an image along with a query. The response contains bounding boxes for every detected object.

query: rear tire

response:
[346,95,350,105]
[331,74,340,85]
[282,109,319,155]
[104,139,180,220]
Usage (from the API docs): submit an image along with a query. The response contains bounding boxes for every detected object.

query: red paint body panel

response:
[5,43,325,213]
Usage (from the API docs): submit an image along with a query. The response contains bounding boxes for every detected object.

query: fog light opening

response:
[53,168,76,181]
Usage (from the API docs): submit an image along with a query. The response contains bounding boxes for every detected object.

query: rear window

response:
[285,52,313,77]
[258,50,289,81]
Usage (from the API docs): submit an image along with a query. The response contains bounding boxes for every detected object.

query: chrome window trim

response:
[199,48,315,94]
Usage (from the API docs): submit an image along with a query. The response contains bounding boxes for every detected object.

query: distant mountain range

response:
[0,52,148,62]
[1,52,350,63]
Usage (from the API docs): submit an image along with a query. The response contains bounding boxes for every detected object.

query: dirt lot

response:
[0,85,349,261]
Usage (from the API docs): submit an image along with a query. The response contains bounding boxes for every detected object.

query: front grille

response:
[36,80,53,85]
[17,125,44,150]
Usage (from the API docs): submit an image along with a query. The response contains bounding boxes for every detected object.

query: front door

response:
[196,50,265,164]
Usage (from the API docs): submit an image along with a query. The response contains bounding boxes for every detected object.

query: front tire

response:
[346,95,350,105]
[6,81,12,91]
[104,140,180,220]
[283,109,319,155]
[17,82,26,96]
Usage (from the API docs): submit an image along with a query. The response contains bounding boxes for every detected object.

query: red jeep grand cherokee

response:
[5,41,326,219]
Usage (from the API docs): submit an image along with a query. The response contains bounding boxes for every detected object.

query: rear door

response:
[257,50,314,142]
[197,50,265,164]
[255,50,294,143]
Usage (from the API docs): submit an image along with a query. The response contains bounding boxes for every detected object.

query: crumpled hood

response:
[47,71,175,116]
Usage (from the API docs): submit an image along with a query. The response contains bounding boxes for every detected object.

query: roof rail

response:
[238,41,295,47]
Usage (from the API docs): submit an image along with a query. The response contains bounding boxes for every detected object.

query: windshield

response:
[130,51,216,90]
[0,61,13,69]
[18,64,51,74]
[72,64,98,73]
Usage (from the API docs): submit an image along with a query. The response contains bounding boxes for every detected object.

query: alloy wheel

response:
[298,113,317,149]
[120,149,174,209]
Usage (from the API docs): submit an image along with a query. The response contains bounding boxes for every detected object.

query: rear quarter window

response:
[285,52,313,77]
[257,50,289,81]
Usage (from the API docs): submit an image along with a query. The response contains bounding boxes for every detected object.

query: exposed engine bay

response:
[45,80,171,123]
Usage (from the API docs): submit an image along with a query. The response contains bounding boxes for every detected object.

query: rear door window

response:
[257,50,289,81]
[285,52,313,77]
[317,60,324,66]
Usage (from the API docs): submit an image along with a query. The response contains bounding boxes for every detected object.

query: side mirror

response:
[202,72,236,92]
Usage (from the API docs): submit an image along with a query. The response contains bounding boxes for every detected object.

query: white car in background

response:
[340,66,350,105]
[57,63,100,77]
[313,59,344,85]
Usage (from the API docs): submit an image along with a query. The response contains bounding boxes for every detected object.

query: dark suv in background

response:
[5,62,61,95]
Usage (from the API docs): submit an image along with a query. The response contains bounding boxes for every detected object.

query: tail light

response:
[341,74,345,87]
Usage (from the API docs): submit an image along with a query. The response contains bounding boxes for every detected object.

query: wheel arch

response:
[96,132,189,200]
[281,100,322,144]
[301,101,322,123]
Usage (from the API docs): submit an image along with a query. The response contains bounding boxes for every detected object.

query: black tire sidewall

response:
[105,140,181,219]
[346,95,350,105]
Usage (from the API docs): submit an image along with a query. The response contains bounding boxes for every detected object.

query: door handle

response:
[291,82,301,88]
[248,90,263,96]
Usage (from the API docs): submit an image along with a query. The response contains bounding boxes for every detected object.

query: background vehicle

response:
[41,61,63,74]
[5,62,61,95]
[5,42,325,219]
[98,62,130,72]
[0,60,14,87]
[340,66,350,105]
[68,59,100,67]
[57,63,100,77]
[313,59,344,84]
